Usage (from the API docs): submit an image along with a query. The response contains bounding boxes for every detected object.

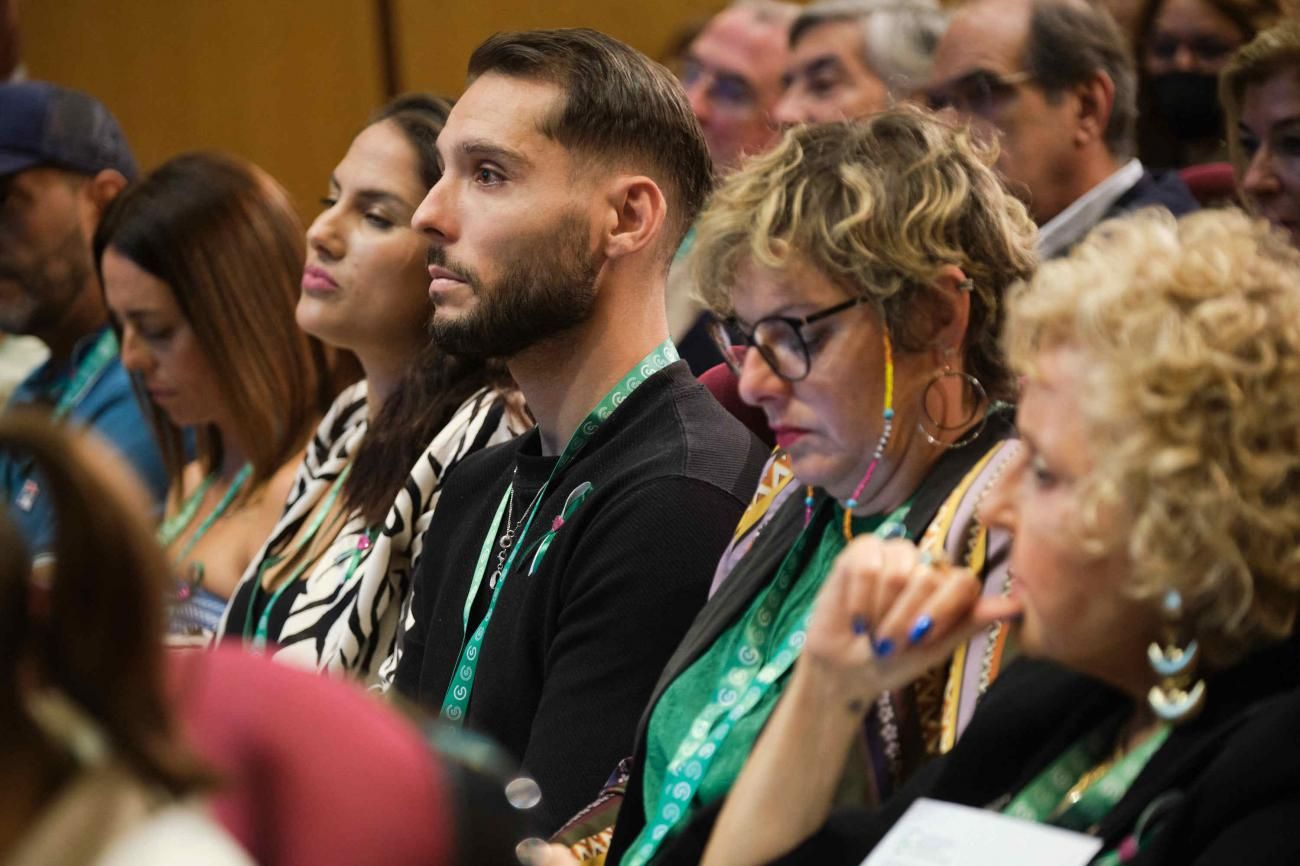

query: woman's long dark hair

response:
[340,94,519,526]
[93,152,349,498]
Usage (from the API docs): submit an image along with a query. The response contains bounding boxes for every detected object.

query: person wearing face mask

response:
[1134,0,1281,170]
[1221,19,1300,248]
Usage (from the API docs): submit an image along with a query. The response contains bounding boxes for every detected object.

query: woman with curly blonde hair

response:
[547,108,1038,866]
[686,207,1300,866]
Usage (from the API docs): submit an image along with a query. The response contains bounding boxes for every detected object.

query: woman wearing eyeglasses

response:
[668,206,1300,866]
[557,109,1037,866]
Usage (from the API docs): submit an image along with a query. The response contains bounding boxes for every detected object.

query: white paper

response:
[860,798,1104,866]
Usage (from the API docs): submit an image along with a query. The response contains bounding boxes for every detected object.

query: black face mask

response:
[1148,72,1224,140]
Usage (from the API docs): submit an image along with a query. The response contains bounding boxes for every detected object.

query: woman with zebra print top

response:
[215,95,527,683]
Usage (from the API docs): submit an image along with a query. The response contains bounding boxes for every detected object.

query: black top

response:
[394,362,768,830]
[658,637,1300,865]
[1110,169,1200,220]
[606,410,1017,863]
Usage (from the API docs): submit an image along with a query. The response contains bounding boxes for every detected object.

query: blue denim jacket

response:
[2,326,168,553]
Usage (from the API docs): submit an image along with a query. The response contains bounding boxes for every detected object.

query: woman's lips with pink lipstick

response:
[301,265,339,294]
[770,426,810,450]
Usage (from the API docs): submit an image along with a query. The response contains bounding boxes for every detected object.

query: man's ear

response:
[79,168,128,237]
[1072,70,1115,149]
[601,175,668,261]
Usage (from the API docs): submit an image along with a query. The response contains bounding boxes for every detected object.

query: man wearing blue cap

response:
[0,81,167,551]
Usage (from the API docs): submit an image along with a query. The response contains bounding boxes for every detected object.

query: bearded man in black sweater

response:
[391,29,768,831]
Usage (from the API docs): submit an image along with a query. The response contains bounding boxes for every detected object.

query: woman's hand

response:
[801,536,1022,704]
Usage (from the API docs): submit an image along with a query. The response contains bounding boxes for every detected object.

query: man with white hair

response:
[774,0,948,125]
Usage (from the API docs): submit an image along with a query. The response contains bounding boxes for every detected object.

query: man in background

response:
[923,0,1198,258]
[671,0,798,372]
[0,81,167,550]
[773,0,947,126]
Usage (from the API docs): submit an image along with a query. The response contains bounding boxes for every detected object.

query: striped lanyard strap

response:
[440,340,679,724]
[1003,722,1171,833]
[623,496,911,866]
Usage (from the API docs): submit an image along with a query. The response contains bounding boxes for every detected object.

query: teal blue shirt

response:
[2,326,167,553]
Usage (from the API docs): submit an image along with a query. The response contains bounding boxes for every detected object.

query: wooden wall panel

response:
[394,0,728,99]
[18,0,777,214]
[19,0,385,218]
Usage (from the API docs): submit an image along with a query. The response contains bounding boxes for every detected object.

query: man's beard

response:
[426,210,600,360]
[0,222,92,336]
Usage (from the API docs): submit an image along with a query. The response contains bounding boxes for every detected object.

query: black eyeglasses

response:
[679,59,757,109]
[925,69,1036,119]
[709,296,865,382]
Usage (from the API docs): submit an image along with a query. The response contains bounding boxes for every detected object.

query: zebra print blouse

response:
[215,380,528,685]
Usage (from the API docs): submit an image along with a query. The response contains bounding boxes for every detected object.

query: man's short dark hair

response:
[1025,0,1137,159]
[468,28,714,250]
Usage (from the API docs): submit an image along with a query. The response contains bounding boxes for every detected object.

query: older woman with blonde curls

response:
[679,208,1300,866]
[1222,18,1300,247]
[561,109,1038,866]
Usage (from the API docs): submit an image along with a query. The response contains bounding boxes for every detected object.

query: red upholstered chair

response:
[698,351,775,448]
[170,647,453,866]
[1179,162,1238,208]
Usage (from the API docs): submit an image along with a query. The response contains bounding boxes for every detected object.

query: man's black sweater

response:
[394,362,768,830]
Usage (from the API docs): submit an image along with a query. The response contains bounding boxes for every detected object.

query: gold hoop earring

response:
[917,364,987,450]
[1147,589,1206,724]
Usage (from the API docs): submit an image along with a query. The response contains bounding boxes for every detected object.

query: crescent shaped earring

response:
[1147,588,1206,724]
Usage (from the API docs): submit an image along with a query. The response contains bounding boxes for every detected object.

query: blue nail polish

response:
[851,616,869,636]
[908,615,934,645]
[875,637,895,657]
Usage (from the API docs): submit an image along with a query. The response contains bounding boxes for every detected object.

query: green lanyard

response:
[623,497,912,866]
[7,330,117,512]
[441,340,679,723]
[1003,722,1171,833]
[242,464,373,652]
[52,329,118,421]
[157,463,253,565]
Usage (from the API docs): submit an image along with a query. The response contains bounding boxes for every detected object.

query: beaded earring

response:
[801,333,896,540]
[1147,588,1206,724]
[843,331,895,540]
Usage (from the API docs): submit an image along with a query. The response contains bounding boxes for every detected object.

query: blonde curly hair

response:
[691,106,1038,401]
[1005,208,1300,666]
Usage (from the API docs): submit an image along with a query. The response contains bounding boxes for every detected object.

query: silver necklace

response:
[489,470,545,589]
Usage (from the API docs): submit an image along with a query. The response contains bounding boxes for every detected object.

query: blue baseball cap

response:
[0,81,137,180]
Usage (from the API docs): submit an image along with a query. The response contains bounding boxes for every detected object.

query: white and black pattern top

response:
[215,380,527,685]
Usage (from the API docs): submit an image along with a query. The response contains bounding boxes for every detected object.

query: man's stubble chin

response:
[427,212,600,361]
